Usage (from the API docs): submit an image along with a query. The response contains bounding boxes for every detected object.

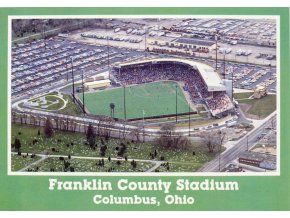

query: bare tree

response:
[129,127,142,143]
[201,130,225,153]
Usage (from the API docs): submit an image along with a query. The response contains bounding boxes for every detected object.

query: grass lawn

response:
[30,157,155,172]
[238,94,276,118]
[24,92,81,116]
[11,124,218,172]
[78,81,195,119]
[233,92,254,99]
[156,162,203,172]
[58,94,82,116]
[11,154,41,171]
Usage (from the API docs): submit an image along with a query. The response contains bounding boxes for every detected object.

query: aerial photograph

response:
[10,17,277,173]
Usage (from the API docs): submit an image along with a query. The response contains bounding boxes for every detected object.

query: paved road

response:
[199,112,276,172]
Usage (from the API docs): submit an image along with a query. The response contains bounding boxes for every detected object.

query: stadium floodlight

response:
[70,57,75,103]
[223,50,226,80]
[269,63,272,80]
[175,85,178,123]
[188,103,190,136]
[81,69,85,114]
[215,33,218,70]
[123,86,127,120]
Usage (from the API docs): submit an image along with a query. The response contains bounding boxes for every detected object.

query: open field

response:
[11,124,219,172]
[78,81,195,119]
[11,154,41,171]
[237,94,276,119]
[156,162,204,172]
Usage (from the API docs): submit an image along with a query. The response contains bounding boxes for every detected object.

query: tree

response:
[155,123,176,148]
[14,138,21,152]
[129,127,142,143]
[86,123,96,141]
[110,103,115,118]
[44,118,53,138]
[201,130,224,153]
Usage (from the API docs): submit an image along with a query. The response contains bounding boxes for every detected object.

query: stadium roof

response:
[117,58,226,92]
[174,38,215,47]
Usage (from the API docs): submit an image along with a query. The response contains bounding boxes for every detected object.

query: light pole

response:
[215,33,218,70]
[81,69,85,114]
[144,26,148,58]
[107,36,110,70]
[223,51,226,80]
[231,63,234,101]
[269,63,272,80]
[188,103,191,136]
[70,57,75,102]
[123,86,127,120]
[175,85,178,123]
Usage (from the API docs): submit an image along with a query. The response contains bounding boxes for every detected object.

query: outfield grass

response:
[11,124,218,172]
[30,157,155,172]
[78,81,194,119]
[238,94,276,119]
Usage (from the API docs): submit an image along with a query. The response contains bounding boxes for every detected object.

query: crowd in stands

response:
[112,62,233,116]
[206,92,234,116]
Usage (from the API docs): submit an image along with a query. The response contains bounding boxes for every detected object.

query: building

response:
[254,85,267,99]
[173,38,216,51]
[238,151,276,170]
[84,79,111,89]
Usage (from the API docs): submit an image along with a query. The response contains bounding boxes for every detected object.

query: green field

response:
[238,94,276,119]
[78,81,194,119]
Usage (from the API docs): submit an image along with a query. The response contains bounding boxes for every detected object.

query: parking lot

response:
[189,57,277,92]
[11,37,155,99]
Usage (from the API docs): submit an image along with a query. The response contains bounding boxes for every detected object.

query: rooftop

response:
[117,57,226,92]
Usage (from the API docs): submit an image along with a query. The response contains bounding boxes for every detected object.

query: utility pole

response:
[123,86,127,120]
[81,69,85,114]
[175,85,178,123]
[70,57,75,102]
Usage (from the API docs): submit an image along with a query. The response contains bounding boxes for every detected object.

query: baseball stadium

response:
[77,58,235,120]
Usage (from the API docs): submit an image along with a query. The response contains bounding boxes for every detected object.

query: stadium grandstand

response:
[111,58,234,118]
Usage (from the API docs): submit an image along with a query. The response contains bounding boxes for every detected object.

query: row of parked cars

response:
[81,32,143,43]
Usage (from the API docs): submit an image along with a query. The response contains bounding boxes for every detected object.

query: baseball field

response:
[78,81,195,119]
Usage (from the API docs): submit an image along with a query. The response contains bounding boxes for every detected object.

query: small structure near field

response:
[84,79,111,89]
[253,85,267,99]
